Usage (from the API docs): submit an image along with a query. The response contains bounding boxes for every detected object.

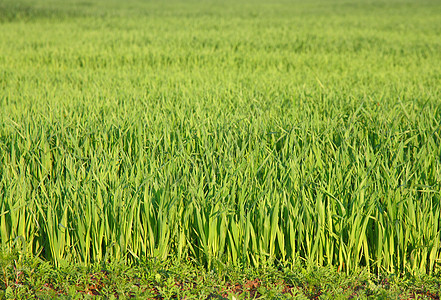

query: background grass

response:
[1,0,441,276]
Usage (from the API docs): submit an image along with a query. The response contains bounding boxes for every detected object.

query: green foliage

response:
[0,255,439,299]
[0,0,441,276]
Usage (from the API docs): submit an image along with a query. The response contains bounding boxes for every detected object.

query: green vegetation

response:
[1,0,441,295]
[1,249,441,299]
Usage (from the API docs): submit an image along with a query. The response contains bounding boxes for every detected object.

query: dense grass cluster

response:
[1,0,441,276]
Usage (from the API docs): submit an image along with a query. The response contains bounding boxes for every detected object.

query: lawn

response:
[1,0,441,298]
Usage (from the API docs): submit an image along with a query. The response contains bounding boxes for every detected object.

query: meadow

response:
[1,0,441,289]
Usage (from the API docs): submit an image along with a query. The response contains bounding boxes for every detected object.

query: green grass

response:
[1,0,441,279]
[1,249,441,299]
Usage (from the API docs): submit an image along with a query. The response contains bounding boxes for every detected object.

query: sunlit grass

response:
[1,0,440,275]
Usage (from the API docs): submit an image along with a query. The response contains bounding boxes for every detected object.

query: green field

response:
[1,0,441,284]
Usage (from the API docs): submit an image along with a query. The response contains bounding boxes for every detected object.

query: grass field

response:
[1,0,441,296]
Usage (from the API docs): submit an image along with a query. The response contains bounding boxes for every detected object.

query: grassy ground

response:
[1,0,441,297]
[1,250,440,299]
